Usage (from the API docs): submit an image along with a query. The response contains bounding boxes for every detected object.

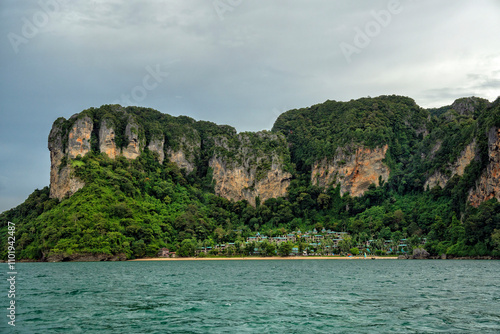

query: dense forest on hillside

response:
[1,95,500,260]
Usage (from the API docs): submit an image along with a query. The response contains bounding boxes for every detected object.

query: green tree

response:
[350,247,360,255]
[178,239,197,257]
[278,242,293,257]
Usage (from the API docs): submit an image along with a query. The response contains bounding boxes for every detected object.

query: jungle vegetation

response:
[1,95,499,259]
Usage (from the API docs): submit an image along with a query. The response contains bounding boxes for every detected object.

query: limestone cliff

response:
[49,114,149,200]
[167,149,196,173]
[311,145,390,197]
[48,116,92,200]
[468,127,500,206]
[98,119,118,159]
[424,139,477,189]
[166,131,200,174]
[121,118,145,160]
[147,135,165,164]
[209,132,292,206]
[67,116,93,159]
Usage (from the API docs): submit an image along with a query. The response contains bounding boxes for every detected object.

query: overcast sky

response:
[1,0,499,212]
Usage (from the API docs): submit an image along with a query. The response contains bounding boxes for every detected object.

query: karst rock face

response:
[311,145,390,197]
[98,119,118,159]
[48,116,92,200]
[48,113,149,200]
[47,110,291,205]
[66,116,93,159]
[47,100,500,207]
[209,132,292,206]
[166,132,200,174]
[468,127,500,207]
[424,140,478,189]
[147,136,165,164]
[121,118,145,160]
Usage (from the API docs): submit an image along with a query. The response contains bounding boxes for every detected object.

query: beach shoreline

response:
[129,256,399,261]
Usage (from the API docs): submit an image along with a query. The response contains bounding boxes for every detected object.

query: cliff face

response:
[48,114,148,200]
[67,116,93,159]
[209,132,291,206]
[48,116,92,200]
[48,109,291,205]
[166,132,200,174]
[311,145,390,197]
[424,140,477,189]
[147,136,165,164]
[468,127,500,206]
[48,100,496,207]
[98,119,118,159]
[121,119,145,160]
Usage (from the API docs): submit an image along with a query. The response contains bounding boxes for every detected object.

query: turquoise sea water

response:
[1,260,499,333]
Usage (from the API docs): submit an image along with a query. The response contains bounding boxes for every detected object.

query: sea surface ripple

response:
[2,260,499,333]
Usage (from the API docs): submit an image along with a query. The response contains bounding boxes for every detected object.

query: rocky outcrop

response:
[424,139,477,189]
[210,156,291,206]
[48,116,91,200]
[311,145,390,197]
[442,97,490,122]
[49,114,150,200]
[48,119,66,200]
[166,131,201,174]
[451,97,489,117]
[46,252,127,262]
[98,119,118,159]
[121,118,145,160]
[67,116,93,159]
[398,248,430,259]
[167,149,195,173]
[468,127,500,207]
[412,248,430,259]
[428,140,442,160]
[209,132,292,206]
[424,172,449,190]
[147,136,165,164]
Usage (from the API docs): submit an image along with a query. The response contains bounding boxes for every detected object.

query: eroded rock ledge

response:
[468,127,500,207]
[209,132,292,206]
[48,111,291,206]
[311,145,390,197]
[424,139,478,189]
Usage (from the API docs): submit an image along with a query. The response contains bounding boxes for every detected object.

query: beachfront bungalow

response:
[398,243,408,253]
[326,231,347,239]
[301,234,312,241]
[196,246,212,255]
[273,237,288,244]
[313,235,324,241]
[215,244,227,251]
[157,248,171,257]
[332,239,342,247]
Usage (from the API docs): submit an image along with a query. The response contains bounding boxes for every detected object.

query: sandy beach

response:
[129,256,399,261]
